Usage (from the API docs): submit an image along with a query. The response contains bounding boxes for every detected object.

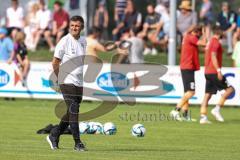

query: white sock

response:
[214,105,221,112]
[200,114,207,119]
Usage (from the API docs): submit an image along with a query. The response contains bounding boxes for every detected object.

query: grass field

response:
[0,99,239,160]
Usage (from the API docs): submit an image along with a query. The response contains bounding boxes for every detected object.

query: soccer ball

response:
[87,122,97,134]
[92,122,104,134]
[103,122,117,135]
[131,124,146,137]
[79,122,90,134]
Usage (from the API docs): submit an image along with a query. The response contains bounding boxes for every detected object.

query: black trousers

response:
[51,84,83,142]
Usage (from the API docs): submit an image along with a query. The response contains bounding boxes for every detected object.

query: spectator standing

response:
[177,1,197,38]
[0,27,14,63]
[6,0,24,38]
[52,0,69,43]
[216,2,237,55]
[94,1,109,41]
[35,0,55,52]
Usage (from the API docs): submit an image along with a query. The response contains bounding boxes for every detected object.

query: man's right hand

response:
[217,72,223,81]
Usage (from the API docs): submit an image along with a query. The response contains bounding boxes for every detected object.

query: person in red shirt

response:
[52,1,69,43]
[200,26,234,124]
[170,26,206,121]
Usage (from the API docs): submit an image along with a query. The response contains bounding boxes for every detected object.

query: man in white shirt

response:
[6,0,24,37]
[35,0,55,52]
[47,16,87,152]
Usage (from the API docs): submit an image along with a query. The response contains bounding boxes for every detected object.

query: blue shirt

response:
[237,16,240,27]
[0,37,13,61]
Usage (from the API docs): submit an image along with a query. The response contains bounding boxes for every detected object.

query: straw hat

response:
[179,0,192,10]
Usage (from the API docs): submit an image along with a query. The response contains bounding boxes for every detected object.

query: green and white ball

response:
[87,122,97,134]
[103,122,117,135]
[79,122,89,134]
[92,122,104,134]
[131,124,146,137]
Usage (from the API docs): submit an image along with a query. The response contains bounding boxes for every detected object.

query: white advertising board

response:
[0,62,239,106]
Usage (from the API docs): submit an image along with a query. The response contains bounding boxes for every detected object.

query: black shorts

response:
[205,74,229,94]
[181,69,195,92]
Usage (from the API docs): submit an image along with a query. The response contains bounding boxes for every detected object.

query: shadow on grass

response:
[88,148,192,152]
[55,147,192,152]
[224,119,240,124]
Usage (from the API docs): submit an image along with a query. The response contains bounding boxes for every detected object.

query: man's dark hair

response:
[212,26,223,36]
[12,0,18,3]
[192,25,202,33]
[70,16,84,23]
[54,0,63,7]
[70,15,85,28]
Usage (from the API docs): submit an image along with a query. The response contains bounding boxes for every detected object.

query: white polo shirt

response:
[36,9,52,29]
[6,6,24,28]
[54,33,87,87]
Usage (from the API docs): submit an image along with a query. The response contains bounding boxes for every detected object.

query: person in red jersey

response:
[200,26,234,124]
[170,26,207,121]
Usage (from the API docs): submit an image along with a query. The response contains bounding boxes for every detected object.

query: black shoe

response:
[46,135,59,150]
[74,142,87,151]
